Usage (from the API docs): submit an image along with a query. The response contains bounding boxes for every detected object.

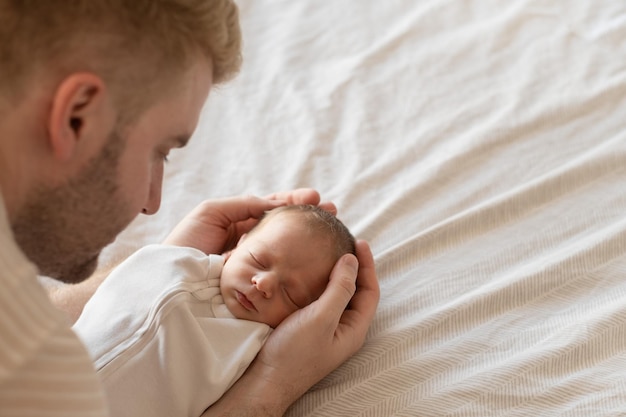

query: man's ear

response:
[47,73,110,161]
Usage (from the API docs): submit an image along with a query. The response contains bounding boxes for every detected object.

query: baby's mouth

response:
[236,291,257,312]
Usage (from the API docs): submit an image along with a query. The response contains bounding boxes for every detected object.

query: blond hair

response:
[0,0,241,124]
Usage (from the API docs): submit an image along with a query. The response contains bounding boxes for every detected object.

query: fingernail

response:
[343,254,359,273]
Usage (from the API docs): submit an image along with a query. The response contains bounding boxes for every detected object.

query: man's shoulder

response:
[0,246,109,416]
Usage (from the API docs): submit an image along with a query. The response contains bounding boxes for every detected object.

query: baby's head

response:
[220,204,355,328]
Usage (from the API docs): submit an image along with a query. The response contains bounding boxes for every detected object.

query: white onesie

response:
[73,244,271,417]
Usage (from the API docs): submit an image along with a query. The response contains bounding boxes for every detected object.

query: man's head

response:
[0,0,241,282]
[0,0,241,124]
[220,205,356,328]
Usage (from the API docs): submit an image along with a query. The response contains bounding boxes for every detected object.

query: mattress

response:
[94,0,626,415]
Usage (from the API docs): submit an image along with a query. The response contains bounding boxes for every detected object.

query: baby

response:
[220,204,355,328]
[73,204,355,417]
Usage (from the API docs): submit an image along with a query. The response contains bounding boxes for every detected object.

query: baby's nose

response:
[251,274,274,298]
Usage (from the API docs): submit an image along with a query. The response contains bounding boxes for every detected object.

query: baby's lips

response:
[236,290,257,312]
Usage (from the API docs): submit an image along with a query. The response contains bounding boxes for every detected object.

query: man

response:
[0,1,379,416]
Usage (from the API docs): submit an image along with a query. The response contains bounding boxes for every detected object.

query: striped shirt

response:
[0,196,108,417]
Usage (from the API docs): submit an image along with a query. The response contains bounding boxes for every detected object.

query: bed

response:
[93,0,626,415]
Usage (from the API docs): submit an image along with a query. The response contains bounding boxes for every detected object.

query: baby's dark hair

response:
[255,204,356,260]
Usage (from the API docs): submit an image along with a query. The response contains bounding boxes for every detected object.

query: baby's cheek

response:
[286,304,300,319]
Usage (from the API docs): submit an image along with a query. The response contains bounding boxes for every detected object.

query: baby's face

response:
[220,212,336,328]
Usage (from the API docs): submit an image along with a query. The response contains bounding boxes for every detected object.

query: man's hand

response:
[202,240,379,416]
[163,188,336,254]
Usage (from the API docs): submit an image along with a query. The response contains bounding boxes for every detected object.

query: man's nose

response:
[142,169,163,215]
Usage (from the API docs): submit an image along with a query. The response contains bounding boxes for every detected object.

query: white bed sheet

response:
[94,1,626,415]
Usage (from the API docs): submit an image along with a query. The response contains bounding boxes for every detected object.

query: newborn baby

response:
[74,204,355,417]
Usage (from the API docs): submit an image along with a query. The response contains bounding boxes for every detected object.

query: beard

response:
[11,130,134,283]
